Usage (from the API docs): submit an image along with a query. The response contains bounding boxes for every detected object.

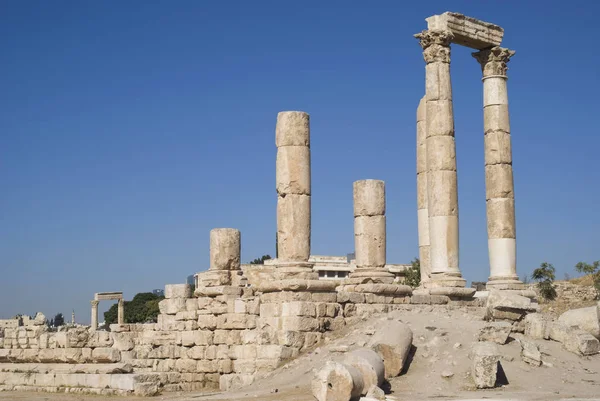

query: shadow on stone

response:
[400,345,417,376]
[496,361,509,386]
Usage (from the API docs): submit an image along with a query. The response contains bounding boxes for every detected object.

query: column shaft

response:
[416,96,430,283]
[117,299,124,325]
[90,300,99,331]
[350,180,394,283]
[415,29,465,288]
[473,47,523,290]
[276,111,311,265]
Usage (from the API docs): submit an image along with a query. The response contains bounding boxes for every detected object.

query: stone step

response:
[0,362,132,374]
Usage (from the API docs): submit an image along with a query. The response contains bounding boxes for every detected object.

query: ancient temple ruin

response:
[415,12,523,293]
[0,12,598,399]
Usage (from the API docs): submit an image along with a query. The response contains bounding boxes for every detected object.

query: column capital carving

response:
[90,300,99,307]
[472,46,515,77]
[414,30,454,64]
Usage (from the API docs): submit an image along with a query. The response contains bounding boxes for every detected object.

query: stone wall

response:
[0,280,486,396]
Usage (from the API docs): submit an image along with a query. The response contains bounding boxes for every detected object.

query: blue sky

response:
[1,1,599,322]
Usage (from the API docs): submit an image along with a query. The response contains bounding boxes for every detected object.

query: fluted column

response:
[117,299,125,325]
[416,96,431,283]
[415,29,465,288]
[472,46,523,290]
[276,111,311,267]
[90,300,99,330]
[350,180,394,283]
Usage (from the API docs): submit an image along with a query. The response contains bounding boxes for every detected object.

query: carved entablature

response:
[414,29,454,64]
[472,46,515,77]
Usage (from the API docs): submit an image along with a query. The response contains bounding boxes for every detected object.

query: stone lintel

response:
[426,12,503,49]
[341,283,413,296]
[94,292,123,301]
[428,287,476,298]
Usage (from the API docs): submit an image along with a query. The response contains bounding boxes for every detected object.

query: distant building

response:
[152,289,164,297]
[186,275,195,286]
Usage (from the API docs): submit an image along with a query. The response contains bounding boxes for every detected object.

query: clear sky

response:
[1,1,599,322]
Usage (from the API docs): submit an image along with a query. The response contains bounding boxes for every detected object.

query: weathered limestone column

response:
[349,180,394,283]
[472,46,523,290]
[275,111,313,274]
[415,29,465,288]
[90,300,99,331]
[210,228,241,270]
[416,96,431,284]
[117,299,125,325]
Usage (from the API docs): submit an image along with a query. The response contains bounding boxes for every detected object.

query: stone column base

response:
[266,260,318,281]
[347,268,395,285]
[423,272,466,289]
[486,278,525,291]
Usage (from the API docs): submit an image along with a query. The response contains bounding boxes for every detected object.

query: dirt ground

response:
[1,306,599,401]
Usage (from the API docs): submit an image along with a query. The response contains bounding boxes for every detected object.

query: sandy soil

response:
[1,306,599,401]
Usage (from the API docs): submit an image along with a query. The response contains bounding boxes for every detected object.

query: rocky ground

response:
[1,305,599,401]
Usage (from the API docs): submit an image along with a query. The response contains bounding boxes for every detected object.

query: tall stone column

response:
[117,299,125,325]
[415,29,465,288]
[276,111,312,273]
[349,180,394,283]
[90,300,99,331]
[416,96,431,284]
[472,46,523,290]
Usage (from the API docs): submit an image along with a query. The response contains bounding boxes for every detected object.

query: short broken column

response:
[90,300,99,331]
[416,96,431,284]
[117,299,124,325]
[472,46,523,290]
[349,180,394,283]
[195,228,242,290]
[415,29,466,289]
[275,111,314,278]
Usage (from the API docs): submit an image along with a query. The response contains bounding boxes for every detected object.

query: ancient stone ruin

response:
[0,11,598,400]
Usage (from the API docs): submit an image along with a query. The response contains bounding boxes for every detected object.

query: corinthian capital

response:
[472,46,515,77]
[91,300,99,307]
[414,30,454,64]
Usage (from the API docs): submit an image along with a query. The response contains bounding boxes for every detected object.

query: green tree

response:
[249,255,272,265]
[405,257,421,288]
[53,313,65,327]
[104,292,165,326]
[575,260,600,298]
[532,262,557,301]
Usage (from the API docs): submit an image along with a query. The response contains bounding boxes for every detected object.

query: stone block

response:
[281,317,320,332]
[469,342,500,389]
[217,314,252,330]
[219,373,255,391]
[218,359,233,374]
[486,198,516,239]
[484,127,511,165]
[111,333,135,351]
[520,339,541,366]
[261,291,312,303]
[197,360,218,373]
[233,359,256,374]
[427,135,457,172]
[257,344,294,360]
[187,345,206,360]
[354,215,386,268]
[368,321,413,378]
[276,145,311,195]
[486,290,533,321]
[427,171,458,216]
[303,332,323,350]
[558,305,600,339]
[229,345,257,360]
[175,310,198,321]
[353,180,385,217]
[210,228,241,271]
[276,111,310,147]
[278,331,305,348]
[165,284,192,299]
[478,322,512,344]
[260,303,281,317]
[159,298,187,315]
[197,315,217,330]
[311,292,338,303]
[426,12,503,49]
[176,359,198,373]
[91,347,121,363]
[524,313,549,340]
[485,164,514,200]
[148,344,180,359]
[277,194,311,262]
[282,301,316,317]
